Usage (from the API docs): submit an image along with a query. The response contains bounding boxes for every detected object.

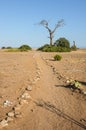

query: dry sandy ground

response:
[0,49,86,130]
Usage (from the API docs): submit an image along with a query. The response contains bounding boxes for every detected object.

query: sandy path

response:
[0,51,86,130]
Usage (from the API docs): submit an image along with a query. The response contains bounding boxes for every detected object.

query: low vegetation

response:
[54,37,70,48]
[54,54,62,61]
[71,43,77,51]
[1,44,32,52]
[18,44,32,51]
[6,48,20,52]
[37,44,71,52]
[37,37,77,52]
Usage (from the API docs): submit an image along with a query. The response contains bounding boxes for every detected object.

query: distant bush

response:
[54,54,62,61]
[1,46,6,49]
[71,43,77,51]
[37,44,50,51]
[54,37,70,48]
[37,44,71,52]
[19,44,32,51]
[6,46,13,49]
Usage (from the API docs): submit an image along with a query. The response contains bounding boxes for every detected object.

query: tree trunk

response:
[50,32,53,46]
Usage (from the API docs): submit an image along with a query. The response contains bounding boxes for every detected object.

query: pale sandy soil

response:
[0,49,86,130]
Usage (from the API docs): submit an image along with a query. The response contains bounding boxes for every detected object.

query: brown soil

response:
[0,49,86,130]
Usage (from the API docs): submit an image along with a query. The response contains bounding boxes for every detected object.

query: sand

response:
[0,49,86,130]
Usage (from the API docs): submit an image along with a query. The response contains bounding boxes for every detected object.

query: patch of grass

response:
[6,48,20,52]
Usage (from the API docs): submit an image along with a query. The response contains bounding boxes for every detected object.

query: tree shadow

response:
[77,81,86,86]
[34,99,86,129]
[55,85,65,88]
[55,84,82,93]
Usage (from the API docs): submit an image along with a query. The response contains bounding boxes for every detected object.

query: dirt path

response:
[0,51,86,130]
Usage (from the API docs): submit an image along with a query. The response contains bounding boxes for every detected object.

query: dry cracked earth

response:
[0,49,86,130]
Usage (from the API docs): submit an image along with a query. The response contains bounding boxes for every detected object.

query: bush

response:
[54,54,62,61]
[71,43,77,51]
[1,46,6,49]
[37,44,49,51]
[19,44,32,51]
[6,46,13,49]
[37,44,71,52]
[54,37,70,48]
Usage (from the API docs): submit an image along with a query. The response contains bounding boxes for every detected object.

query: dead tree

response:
[39,19,64,46]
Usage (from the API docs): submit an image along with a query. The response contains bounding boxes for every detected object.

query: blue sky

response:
[0,0,86,48]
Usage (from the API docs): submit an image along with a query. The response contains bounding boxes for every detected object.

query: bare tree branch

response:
[39,20,51,32]
[52,19,64,33]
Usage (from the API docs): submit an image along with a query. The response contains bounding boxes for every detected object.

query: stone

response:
[83,91,86,95]
[19,99,28,105]
[0,119,8,128]
[66,80,70,83]
[26,85,32,91]
[7,111,15,117]
[21,92,31,100]
[3,100,13,107]
[13,105,21,112]
[14,112,22,118]
[6,117,13,122]
[37,71,40,75]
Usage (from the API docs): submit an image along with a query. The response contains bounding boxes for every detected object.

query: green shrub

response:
[37,44,49,51]
[54,37,70,48]
[1,46,6,49]
[6,46,13,49]
[54,54,62,61]
[37,44,71,52]
[19,44,31,51]
[71,44,77,51]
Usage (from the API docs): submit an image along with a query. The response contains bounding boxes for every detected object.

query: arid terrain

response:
[0,49,86,130]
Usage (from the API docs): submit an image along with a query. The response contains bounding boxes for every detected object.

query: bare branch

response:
[39,20,51,33]
[53,19,64,33]
[39,20,48,27]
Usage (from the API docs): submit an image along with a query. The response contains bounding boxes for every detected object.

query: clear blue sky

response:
[0,0,86,48]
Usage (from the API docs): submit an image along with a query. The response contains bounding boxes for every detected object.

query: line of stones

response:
[0,59,41,129]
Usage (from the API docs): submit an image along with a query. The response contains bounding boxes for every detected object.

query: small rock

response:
[0,119,8,128]
[7,111,15,117]
[21,92,31,100]
[6,117,13,122]
[83,91,86,95]
[19,99,28,105]
[14,112,22,118]
[13,105,21,112]
[3,100,13,107]
[80,118,86,122]
[66,80,70,83]
[37,71,40,75]
[26,85,32,91]
[34,77,40,82]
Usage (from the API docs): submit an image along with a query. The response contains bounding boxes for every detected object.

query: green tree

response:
[54,37,70,48]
